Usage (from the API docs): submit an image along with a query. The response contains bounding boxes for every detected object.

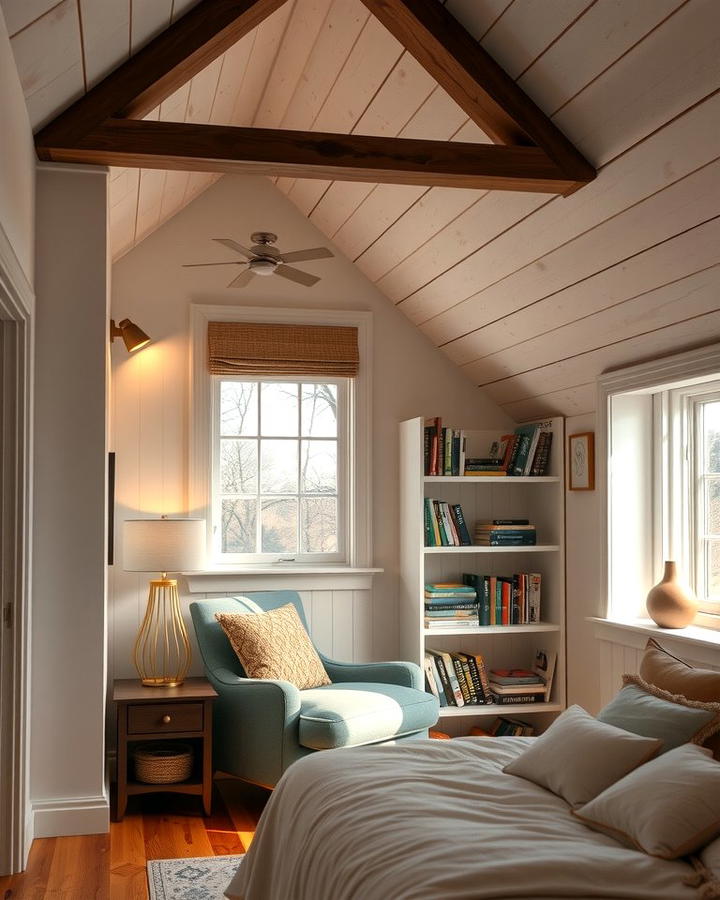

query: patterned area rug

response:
[147,854,244,900]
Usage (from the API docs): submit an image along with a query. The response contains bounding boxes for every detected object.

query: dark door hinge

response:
[3,603,12,628]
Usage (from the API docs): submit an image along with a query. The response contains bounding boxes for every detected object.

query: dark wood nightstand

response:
[113,677,218,821]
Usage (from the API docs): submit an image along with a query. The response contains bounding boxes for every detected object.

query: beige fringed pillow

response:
[215,604,330,690]
[639,638,720,758]
[619,674,720,745]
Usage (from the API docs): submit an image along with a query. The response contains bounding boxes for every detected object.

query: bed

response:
[225,735,704,900]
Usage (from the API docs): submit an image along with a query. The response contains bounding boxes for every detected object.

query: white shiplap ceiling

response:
[3,0,720,421]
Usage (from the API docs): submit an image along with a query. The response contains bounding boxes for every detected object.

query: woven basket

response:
[133,742,193,784]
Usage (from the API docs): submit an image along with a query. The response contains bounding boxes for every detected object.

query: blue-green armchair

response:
[190,591,438,788]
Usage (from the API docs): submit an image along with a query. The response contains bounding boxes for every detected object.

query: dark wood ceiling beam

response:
[34,0,289,149]
[360,0,595,183]
[37,119,583,193]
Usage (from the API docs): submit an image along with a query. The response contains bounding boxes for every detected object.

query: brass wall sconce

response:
[110,318,151,353]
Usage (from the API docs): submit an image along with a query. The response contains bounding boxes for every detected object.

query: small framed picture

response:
[568,432,595,491]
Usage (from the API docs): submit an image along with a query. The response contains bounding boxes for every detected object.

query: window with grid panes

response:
[213,377,347,563]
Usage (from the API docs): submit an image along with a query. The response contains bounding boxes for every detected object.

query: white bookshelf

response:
[399,417,566,736]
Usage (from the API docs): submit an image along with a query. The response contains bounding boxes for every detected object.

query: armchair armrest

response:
[319,656,423,690]
[208,668,304,787]
[211,667,302,717]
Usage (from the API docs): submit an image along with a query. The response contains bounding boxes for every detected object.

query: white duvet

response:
[226,736,700,900]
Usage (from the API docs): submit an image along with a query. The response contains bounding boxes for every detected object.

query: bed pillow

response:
[639,638,720,757]
[215,603,331,690]
[596,679,720,753]
[502,705,661,808]
[573,743,720,859]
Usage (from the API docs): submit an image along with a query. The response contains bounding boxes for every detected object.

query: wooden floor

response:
[0,779,269,899]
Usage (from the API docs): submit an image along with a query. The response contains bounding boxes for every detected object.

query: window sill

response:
[589,616,720,667]
[183,567,383,593]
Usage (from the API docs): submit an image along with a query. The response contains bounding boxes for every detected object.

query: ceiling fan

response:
[182,231,334,288]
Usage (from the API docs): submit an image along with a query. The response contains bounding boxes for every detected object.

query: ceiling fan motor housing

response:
[249,256,279,276]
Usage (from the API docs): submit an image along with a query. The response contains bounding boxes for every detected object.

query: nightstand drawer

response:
[127,702,203,734]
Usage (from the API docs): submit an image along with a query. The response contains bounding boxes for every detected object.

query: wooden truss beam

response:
[34,0,596,195]
[359,0,595,183]
[34,0,288,149]
[39,119,582,193]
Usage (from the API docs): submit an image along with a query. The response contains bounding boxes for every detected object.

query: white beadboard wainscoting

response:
[591,618,720,707]
[109,582,376,683]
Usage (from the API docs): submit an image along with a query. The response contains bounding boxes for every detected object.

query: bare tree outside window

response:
[216,379,341,558]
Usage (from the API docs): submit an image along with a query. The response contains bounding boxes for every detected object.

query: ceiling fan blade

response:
[182,261,247,267]
[212,238,254,259]
[281,247,334,263]
[275,265,320,287]
[228,269,255,288]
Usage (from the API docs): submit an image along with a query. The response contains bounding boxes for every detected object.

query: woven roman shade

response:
[208,321,359,377]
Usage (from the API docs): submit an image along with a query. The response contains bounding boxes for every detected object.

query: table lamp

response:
[123,516,205,687]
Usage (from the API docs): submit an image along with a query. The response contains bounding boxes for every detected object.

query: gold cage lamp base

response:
[133,577,192,687]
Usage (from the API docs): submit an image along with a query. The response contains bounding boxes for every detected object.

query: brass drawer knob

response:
[162,714,172,724]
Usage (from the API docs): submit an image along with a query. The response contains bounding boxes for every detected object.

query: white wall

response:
[0,10,34,295]
[32,164,109,838]
[565,412,603,713]
[110,174,512,681]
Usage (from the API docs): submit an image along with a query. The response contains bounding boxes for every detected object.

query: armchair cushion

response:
[298,682,439,750]
[216,603,330,690]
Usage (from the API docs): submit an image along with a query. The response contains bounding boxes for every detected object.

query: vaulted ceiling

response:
[3,0,720,421]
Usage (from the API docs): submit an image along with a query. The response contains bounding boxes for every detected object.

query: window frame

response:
[660,381,720,616]
[211,373,349,564]
[598,345,720,632]
[688,387,720,612]
[189,304,372,571]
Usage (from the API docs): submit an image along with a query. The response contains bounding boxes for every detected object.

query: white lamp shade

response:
[123,518,205,573]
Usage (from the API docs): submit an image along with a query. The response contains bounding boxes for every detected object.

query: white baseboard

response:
[32,794,109,839]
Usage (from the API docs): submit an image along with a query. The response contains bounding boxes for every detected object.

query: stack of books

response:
[462,572,541,625]
[474,520,537,546]
[423,649,491,707]
[470,717,535,737]
[424,583,478,629]
[423,418,467,476]
[463,457,507,477]
[484,423,553,476]
[487,651,556,705]
[424,499,472,546]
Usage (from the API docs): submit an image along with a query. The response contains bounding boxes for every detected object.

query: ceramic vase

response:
[645,561,698,628]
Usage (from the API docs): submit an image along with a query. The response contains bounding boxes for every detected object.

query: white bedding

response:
[226,736,700,900]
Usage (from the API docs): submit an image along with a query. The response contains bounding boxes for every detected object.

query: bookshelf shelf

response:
[424,622,560,636]
[424,476,560,484]
[438,703,564,719]
[423,545,560,554]
[400,416,566,736]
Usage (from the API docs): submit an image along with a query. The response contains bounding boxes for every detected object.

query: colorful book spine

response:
[451,654,472,705]
[451,504,472,545]
[459,653,486,704]
[511,574,520,625]
[500,578,511,626]
[427,651,454,706]
[422,653,440,702]
[439,650,464,706]
[424,498,435,547]
[528,574,541,623]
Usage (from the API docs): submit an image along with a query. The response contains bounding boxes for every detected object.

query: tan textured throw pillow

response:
[503,705,662,808]
[215,604,330,690]
[573,743,720,859]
